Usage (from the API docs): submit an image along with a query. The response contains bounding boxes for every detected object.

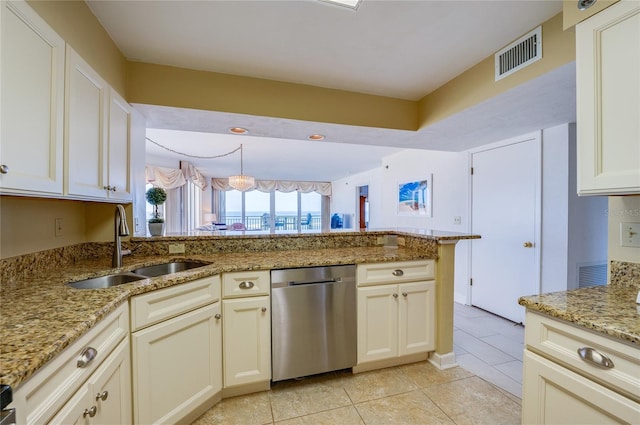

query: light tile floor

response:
[192,302,524,425]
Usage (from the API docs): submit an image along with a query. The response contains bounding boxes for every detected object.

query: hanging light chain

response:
[145,137,241,159]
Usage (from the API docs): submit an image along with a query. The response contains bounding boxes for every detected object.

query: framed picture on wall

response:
[397,175,432,217]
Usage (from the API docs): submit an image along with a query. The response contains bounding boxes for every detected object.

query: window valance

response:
[146,162,208,190]
[212,178,331,196]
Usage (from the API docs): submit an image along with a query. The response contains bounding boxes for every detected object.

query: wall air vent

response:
[495,26,542,81]
[577,262,607,288]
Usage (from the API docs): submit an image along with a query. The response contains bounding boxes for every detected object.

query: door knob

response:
[523,242,534,248]
[0,165,8,174]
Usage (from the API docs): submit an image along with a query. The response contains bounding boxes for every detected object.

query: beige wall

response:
[607,196,640,265]
[26,0,127,96]
[126,62,418,131]
[418,12,574,128]
[563,0,619,29]
[0,197,133,259]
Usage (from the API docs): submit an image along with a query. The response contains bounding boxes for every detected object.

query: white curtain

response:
[212,178,331,196]
[145,162,208,190]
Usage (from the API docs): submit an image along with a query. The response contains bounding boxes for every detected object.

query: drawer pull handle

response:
[77,347,98,368]
[96,390,109,401]
[392,269,404,277]
[239,281,255,289]
[83,406,97,418]
[577,347,614,369]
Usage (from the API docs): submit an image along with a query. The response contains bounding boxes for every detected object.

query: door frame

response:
[467,131,543,309]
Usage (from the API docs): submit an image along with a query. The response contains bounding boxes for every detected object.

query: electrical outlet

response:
[55,218,63,237]
[454,216,462,225]
[134,217,140,232]
[168,243,186,254]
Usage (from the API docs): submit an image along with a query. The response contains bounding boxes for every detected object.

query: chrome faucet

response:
[113,204,132,268]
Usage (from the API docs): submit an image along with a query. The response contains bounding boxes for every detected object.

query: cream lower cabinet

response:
[221,270,271,393]
[130,276,222,425]
[222,296,271,389]
[357,280,435,364]
[576,0,640,195]
[49,338,132,425]
[522,351,640,425]
[522,311,640,424]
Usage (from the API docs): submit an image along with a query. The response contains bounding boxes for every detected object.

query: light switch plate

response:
[620,222,640,248]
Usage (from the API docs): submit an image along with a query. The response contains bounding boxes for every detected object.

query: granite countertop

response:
[0,245,433,389]
[518,284,640,346]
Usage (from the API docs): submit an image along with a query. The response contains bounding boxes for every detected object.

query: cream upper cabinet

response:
[65,46,132,201]
[576,0,640,195]
[65,46,108,199]
[0,0,65,195]
[106,90,132,201]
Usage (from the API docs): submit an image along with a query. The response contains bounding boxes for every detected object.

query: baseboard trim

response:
[352,352,429,373]
[428,351,458,370]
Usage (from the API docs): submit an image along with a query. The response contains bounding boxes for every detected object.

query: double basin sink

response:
[68,261,209,289]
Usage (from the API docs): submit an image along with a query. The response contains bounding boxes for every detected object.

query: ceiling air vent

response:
[495,26,542,81]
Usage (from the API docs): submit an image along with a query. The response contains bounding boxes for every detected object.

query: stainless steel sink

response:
[68,272,147,289]
[132,261,209,278]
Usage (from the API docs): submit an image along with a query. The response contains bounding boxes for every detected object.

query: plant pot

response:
[148,222,164,236]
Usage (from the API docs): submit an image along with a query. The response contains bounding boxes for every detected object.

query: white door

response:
[471,135,540,324]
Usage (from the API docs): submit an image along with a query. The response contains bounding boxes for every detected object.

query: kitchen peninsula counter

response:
[0,229,477,389]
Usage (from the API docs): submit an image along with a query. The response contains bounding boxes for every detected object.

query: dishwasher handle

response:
[288,277,342,286]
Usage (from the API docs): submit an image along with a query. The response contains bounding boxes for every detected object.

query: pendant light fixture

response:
[228,144,255,191]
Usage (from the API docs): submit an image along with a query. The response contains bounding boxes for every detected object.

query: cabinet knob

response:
[523,242,534,248]
[402,292,408,297]
[103,185,110,190]
[215,313,221,319]
[96,390,108,401]
[393,293,398,298]
[261,307,267,313]
[239,281,255,289]
[392,269,404,277]
[111,186,117,192]
[0,164,8,174]
[83,406,97,418]
[77,346,98,368]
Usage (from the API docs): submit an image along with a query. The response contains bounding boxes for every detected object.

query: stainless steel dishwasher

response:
[271,265,356,382]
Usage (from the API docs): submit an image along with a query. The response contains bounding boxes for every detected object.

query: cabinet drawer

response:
[526,311,640,402]
[357,260,435,286]
[222,270,270,298]
[12,303,128,425]
[130,275,221,331]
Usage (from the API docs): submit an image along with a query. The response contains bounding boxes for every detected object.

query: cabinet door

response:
[90,338,132,425]
[49,339,131,425]
[357,285,398,363]
[398,281,435,356]
[132,303,220,425]
[65,46,108,199]
[0,0,64,195]
[522,351,640,425]
[222,296,271,387]
[577,1,640,195]
[107,90,132,201]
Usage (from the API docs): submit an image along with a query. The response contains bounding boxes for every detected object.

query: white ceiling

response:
[87,0,574,182]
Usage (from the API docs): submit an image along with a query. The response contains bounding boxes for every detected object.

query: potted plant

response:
[146,186,167,236]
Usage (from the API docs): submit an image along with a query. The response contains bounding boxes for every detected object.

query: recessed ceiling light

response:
[308,134,325,141]
[318,0,361,10]
[229,127,248,135]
